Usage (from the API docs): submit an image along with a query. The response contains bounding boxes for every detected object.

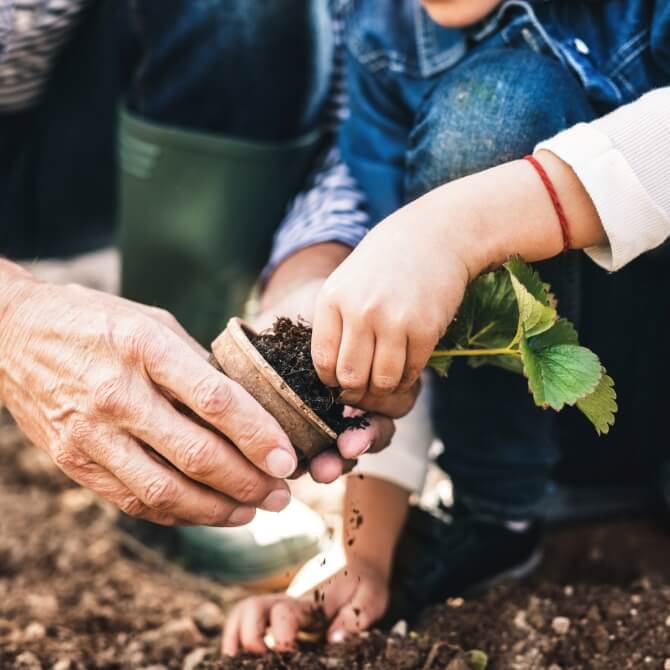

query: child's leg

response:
[405,46,596,521]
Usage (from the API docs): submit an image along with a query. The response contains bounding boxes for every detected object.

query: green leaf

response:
[576,371,617,435]
[505,257,557,337]
[466,650,489,670]
[504,257,552,305]
[443,270,518,350]
[467,354,524,375]
[520,336,602,412]
[531,318,579,347]
[427,354,453,377]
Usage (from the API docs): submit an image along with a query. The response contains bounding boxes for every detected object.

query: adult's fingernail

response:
[330,629,346,644]
[266,449,296,478]
[260,488,291,513]
[228,506,256,526]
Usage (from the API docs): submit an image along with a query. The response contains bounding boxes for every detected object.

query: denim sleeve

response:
[652,0,670,75]
[338,51,412,224]
[261,142,371,283]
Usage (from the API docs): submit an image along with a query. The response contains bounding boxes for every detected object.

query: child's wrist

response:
[446,160,566,271]
[345,551,392,582]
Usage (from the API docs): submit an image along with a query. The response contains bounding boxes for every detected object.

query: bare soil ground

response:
[2,411,670,670]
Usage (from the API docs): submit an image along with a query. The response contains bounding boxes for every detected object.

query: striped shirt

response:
[263,2,371,280]
[0,0,87,112]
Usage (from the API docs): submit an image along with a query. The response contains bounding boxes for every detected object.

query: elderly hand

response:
[0,265,298,526]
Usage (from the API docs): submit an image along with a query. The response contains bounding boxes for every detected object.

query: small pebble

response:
[183,647,208,670]
[548,665,563,670]
[24,622,46,641]
[15,652,42,670]
[390,620,407,637]
[552,617,571,635]
[514,611,529,631]
[193,602,223,635]
[52,661,73,670]
[665,615,670,627]
[563,586,574,597]
[631,594,642,604]
[592,625,610,654]
[447,597,464,608]
[664,659,670,670]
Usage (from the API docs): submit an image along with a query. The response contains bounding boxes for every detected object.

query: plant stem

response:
[429,346,521,360]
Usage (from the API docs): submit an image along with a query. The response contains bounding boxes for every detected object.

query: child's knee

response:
[405,48,595,198]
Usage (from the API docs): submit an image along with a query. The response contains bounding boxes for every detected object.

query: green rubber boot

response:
[118,111,325,584]
[118,108,323,345]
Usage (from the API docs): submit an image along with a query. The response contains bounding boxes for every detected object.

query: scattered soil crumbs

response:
[4,409,670,669]
[252,318,369,434]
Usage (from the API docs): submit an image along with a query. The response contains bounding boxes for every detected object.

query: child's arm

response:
[310,149,605,405]
[221,473,410,656]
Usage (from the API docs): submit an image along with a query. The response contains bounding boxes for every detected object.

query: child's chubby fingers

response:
[269,599,315,652]
[398,325,444,392]
[312,291,343,388]
[222,595,277,656]
[355,380,421,419]
[239,598,274,655]
[335,324,375,406]
[368,327,407,397]
[327,579,389,643]
[221,602,244,656]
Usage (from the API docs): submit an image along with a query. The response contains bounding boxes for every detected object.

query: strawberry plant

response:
[428,257,617,434]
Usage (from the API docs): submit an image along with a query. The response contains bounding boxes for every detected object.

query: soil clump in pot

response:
[251,318,369,435]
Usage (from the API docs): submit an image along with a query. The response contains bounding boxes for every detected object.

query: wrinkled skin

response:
[0,276,302,525]
[0,267,404,524]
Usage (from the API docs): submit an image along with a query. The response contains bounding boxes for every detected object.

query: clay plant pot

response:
[212,317,337,462]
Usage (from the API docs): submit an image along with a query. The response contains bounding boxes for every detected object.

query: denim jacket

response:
[339,0,670,222]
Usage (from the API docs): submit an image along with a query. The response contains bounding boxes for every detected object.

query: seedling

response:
[214,258,616,461]
[428,257,616,434]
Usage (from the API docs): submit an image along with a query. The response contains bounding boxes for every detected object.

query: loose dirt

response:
[3,411,670,669]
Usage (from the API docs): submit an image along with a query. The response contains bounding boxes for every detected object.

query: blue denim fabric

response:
[122,0,332,140]
[0,0,332,259]
[339,0,670,224]
[338,1,670,520]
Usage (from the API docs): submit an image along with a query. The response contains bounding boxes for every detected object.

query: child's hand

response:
[311,151,606,404]
[311,198,474,405]
[221,561,390,656]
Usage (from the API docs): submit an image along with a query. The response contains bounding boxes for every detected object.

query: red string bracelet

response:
[523,155,572,252]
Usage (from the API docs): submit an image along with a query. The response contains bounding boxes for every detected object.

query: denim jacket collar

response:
[342,0,670,107]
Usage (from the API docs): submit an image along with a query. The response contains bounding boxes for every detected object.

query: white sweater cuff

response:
[536,89,670,271]
[354,383,434,493]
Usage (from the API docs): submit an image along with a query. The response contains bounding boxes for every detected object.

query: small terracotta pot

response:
[211,317,337,462]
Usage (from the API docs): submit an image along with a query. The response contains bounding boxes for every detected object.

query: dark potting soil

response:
[251,318,369,435]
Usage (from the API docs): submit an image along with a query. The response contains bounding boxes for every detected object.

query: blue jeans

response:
[405,36,670,520]
[0,0,331,259]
